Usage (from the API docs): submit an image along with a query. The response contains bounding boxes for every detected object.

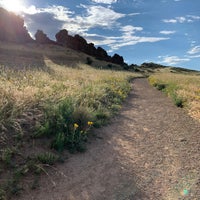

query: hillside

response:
[0,40,141,199]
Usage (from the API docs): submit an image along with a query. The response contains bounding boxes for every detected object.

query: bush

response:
[36,98,94,153]
[172,93,184,108]
[155,83,166,90]
[86,57,93,65]
[37,152,59,165]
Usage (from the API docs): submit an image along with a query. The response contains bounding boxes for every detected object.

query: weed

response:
[37,152,59,165]
[51,132,66,152]
[31,176,40,190]
[172,93,184,108]
[0,188,6,200]
[1,148,14,166]
[156,83,166,91]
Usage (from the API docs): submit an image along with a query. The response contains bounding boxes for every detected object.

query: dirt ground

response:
[18,78,200,200]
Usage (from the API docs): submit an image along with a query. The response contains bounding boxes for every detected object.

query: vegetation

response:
[149,71,200,120]
[0,43,140,199]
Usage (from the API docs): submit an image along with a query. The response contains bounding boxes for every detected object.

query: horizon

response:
[0,0,199,70]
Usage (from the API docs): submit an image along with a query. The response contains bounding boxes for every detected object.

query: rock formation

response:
[0,7,33,43]
[0,6,125,66]
[55,29,125,65]
[35,30,56,44]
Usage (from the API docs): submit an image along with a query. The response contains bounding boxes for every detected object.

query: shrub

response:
[86,57,93,65]
[1,148,14,166]
[172,93,184,108]
[155,83,166,91]
[36,98,94,153]
[37,152,59,165]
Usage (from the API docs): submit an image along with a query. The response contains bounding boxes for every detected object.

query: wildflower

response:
[87,121,93,126]
[74,123,79,129]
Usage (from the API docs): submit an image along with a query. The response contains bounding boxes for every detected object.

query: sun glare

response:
[0,0,25,13]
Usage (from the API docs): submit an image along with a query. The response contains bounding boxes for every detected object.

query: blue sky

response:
[0,0,200,70]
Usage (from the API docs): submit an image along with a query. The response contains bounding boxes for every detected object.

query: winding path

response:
[20,78,200,200]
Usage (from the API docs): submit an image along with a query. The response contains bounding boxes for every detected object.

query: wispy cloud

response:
[160,30,176,35]
[121,25,143,35]
[163,15,200,23]
[21,3,168,52]
[187,54,200,58]
[23,4,126,37]
[159,55,190,65]
[91,0,118,4]
[78,5,125,29]
[187,45,200,55]
[86,25,169,51]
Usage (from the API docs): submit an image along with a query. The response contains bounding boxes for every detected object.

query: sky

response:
[0,0,200,70]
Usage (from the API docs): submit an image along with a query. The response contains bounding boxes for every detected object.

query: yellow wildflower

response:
[74,123,79,129]
[87,121,93,126]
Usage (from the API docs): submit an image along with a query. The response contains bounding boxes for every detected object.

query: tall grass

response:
[0,59,135,131]
[0,57,139,198]
[149,72,200,121]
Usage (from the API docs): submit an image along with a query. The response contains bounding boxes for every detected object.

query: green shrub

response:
[172,93,184,108]
[0,188,6,200]
[37,152,59,165]
[51,132,66,152]
[86,57,93,65]
[36,98,94,153]
[1,148,14,166]
[155,83,166,90]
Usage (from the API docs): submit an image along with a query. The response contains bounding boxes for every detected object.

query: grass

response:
[148,72,200,120]
[0,43,140,199]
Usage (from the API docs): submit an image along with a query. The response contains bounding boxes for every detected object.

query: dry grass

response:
[149,72,200,121]
[0,43,141,198]
[0,42,141,150]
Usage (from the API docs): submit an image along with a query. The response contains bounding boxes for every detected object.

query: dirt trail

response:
[19,78,200,200]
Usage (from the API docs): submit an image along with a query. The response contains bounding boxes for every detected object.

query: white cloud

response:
[160,30,176,35]
[187,15,200,20]
[159,55,190,65]
[23,4,126,37]
[106,25,169,51]
[108,37,168,51]
[163,15,200,23]
[187,46,200,55]
[86,25,169,52]
[80,5,125,28]
[176,17,186,23]
[91,0,117,4]
[60,5,126,35]
[163,19,177,23]
[187,54,200,58]
[121,25,143,32]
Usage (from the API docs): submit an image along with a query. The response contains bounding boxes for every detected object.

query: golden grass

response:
[149,72,200,121]
[0,56,139,132]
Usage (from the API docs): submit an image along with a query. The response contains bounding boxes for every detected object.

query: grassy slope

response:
[148,67,200,121]
[0,42,140,199]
